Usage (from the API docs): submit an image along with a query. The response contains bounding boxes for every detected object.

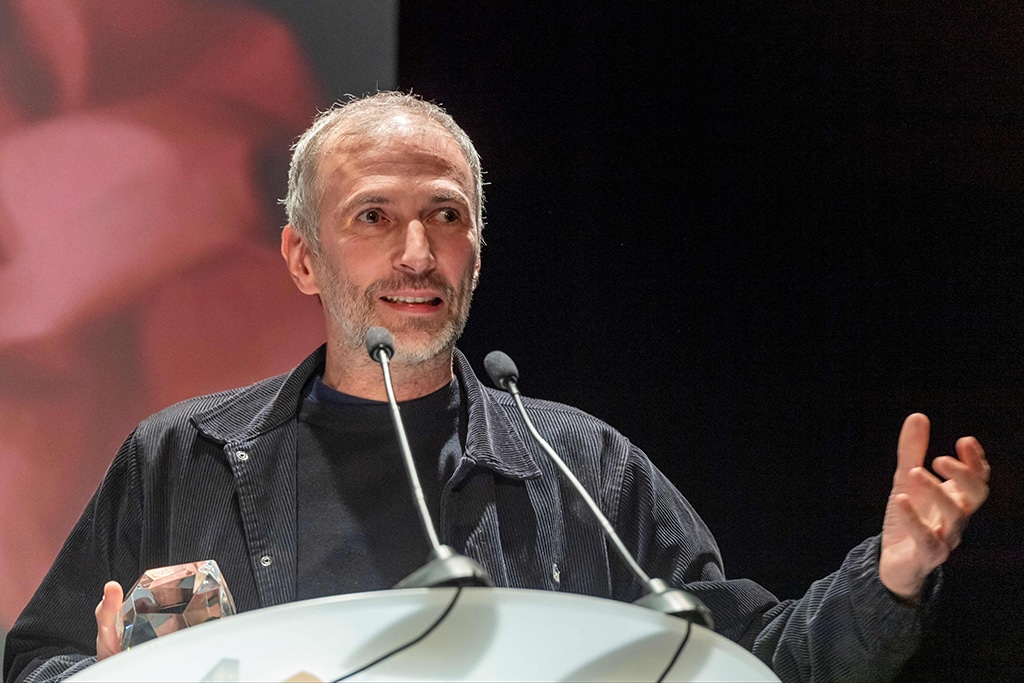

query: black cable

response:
[656,620,693,683]
[331,586,464,682]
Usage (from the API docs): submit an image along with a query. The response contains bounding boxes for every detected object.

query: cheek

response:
[322,242,404,299]
[439,235,480,276]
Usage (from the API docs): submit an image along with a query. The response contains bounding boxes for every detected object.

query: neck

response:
[321,342,455,402]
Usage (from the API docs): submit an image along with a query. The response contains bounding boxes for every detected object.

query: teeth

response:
[384,296,436,304]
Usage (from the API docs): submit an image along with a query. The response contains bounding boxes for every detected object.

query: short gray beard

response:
[315,260,476,365]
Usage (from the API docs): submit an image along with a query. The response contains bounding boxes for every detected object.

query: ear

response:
[281,224,321,295]
[472,254,482,291]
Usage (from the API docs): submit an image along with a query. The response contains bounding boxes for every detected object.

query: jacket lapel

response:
[191,346,326,607]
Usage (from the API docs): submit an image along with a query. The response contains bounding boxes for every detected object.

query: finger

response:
[95,581,123,660]
[933,456,990,510]
[893,493,948,567]
[955,436,990,479]
[95,580,122,630]
[895,413,931,480]
[906,467,968,542]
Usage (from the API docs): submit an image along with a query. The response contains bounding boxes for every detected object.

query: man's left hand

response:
[879,413,990,601]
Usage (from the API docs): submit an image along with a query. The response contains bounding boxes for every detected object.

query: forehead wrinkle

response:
[318,127,477,227]
[326,121,474,187]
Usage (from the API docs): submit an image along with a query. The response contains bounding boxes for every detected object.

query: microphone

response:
[364,327,492,589]
[365,326,394,362]
[484,350,714,627]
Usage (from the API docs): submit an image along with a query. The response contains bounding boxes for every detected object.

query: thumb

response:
[95,581,124,661]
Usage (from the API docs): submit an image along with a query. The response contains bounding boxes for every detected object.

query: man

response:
[4,92,990,682]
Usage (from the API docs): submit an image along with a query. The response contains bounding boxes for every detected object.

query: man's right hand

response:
[94,581,123,661]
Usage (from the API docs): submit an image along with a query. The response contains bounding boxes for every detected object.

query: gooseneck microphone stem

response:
[375,346,444,552]
[484,350,714,627]
[507,383,655,585]
[365,327,492,589]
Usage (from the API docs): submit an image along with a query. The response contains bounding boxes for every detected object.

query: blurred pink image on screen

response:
[0,0,327,627]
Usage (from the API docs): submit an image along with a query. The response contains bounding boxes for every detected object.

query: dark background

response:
[277,2,1022,679]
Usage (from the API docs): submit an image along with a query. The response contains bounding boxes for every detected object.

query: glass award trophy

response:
[116,560,236,650]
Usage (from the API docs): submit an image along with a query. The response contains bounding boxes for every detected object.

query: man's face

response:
[308,118,480,364]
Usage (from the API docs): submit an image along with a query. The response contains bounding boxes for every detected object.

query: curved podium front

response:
[69,588,779,682]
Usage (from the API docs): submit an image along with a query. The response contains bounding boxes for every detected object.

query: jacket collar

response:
[455,350,542,480]
[192,345,541,480]
[190,345,327,444]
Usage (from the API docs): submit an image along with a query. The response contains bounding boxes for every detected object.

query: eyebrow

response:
[427,190,470,206]
[349,193,391,208]
[334,194,389,220]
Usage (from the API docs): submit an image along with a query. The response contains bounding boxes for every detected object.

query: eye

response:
[434,208,460,223]
[357,209,383,224]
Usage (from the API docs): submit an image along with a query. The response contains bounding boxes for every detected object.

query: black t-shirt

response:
[295,375,463,599]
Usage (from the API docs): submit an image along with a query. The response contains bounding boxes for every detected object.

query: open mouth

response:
[381,295,443,306]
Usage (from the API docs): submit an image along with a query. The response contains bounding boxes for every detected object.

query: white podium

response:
[69,588,779,682]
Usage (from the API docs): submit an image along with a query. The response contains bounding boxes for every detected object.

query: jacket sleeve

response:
[610,443,936,683]
[3,434,145,683]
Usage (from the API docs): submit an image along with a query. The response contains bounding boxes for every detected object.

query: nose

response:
[396,220,436,274]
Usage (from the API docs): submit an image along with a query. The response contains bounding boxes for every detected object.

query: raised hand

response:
[879,413,990,600]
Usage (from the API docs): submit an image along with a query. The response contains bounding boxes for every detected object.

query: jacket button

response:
[235,450,249,462]
[259,554,273,567]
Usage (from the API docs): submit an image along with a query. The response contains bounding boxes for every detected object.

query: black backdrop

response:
[282,2,1022,679]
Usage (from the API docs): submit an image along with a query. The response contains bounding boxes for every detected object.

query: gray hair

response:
[283,92,484,253]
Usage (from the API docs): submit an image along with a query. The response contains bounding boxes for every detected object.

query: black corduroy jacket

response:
[5,346,928,682]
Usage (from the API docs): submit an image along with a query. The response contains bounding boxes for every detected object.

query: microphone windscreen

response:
[484,350,519,391]
[365,326,395,361]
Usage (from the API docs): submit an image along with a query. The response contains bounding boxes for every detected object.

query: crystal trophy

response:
[117,559,236,650]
